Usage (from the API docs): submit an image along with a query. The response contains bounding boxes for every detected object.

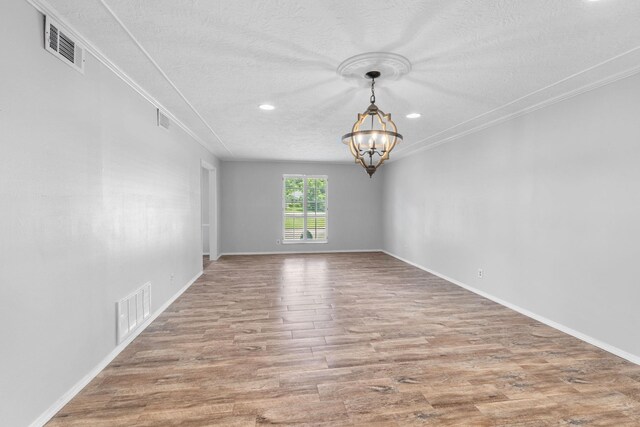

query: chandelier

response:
[341,71,402,177]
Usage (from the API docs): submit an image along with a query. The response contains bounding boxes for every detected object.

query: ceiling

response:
[45,0,640,161]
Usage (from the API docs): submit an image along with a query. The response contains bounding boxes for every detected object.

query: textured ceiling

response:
[46,0,640,161]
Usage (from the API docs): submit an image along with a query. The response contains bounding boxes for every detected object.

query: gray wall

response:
[0,3,219,426]
[221,161,383,254]
[383,72,640,360]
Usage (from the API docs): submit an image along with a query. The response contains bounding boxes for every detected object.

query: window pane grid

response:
[283,175,327,242]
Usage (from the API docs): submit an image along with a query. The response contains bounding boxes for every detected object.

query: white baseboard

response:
[381,250,640,366]
[29,270,203,427]
[220,249,383,256]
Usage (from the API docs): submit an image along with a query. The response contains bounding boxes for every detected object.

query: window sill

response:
[281,240,328,245]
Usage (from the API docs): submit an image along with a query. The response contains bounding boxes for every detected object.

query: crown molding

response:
[221,157,353,165]
[25,0,218,156]
[27,0,640,164]
[97,0,233,156]
[393,49,640,160]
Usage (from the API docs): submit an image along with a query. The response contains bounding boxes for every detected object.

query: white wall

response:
[4,3,639,426]
[220,161,383,254]
[383,72,640,360]
[0,3,219,426]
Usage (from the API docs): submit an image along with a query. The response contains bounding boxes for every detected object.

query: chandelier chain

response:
[370,77,376,104]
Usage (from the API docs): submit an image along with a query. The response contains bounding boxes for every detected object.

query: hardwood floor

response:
[48,252,640,426]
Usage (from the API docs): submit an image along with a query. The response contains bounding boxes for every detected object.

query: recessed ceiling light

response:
[259,104,275,111]
[406,113,421,119]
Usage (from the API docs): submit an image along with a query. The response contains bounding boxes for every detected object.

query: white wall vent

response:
[44,16,85,73]
[116,282,151,344]
[157,109,170,129]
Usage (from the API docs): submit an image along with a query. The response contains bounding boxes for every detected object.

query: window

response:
[283,175,328,243]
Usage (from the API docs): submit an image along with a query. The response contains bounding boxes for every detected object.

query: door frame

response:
[201,160,218,260]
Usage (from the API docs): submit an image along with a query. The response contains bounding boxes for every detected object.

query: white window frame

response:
[282,174,328,244]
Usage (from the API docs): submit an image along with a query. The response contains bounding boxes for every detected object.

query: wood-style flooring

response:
[48,252,640,426]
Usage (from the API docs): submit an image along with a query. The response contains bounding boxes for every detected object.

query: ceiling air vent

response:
[44,16,85,73]
[157,109,170,130]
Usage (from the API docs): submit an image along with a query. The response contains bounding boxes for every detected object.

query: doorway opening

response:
[201,161,217,269]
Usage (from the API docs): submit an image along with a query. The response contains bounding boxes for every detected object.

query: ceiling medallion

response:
[337,52,411,82]
[341,70,403,177]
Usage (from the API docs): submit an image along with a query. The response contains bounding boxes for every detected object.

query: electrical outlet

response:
[170,273,174,285]
[477,269,483,279]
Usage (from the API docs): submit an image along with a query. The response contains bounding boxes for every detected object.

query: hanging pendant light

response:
[341,71,402,177]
